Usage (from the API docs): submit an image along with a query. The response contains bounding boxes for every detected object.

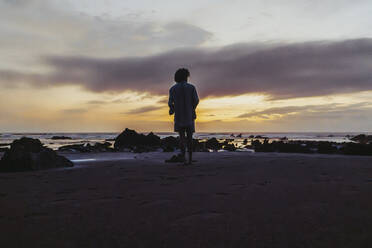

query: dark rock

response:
[0,137,73,172]
[243,139,248,145]
[249,135,255,138]
[133,145,153,153]
[236,133,242,138]
[59,142,114,153]
[51,136,72,140]
[206,138,222,151]
[59,144,90,153]
[350,134,372,144]
[114,128,161,151]
[0,148,9,152]
[340,143,372,156]
[0,143,11,147]
[317,142,337,154]
[230,133,235,137]
[251,139,372,156]
[192,139,209,152]
[146,132,161,147]
[93,142,115,152]
[161,136,179,152]
[223,143,236,151]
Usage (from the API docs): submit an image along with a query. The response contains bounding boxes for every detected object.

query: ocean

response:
[0,132,366,150]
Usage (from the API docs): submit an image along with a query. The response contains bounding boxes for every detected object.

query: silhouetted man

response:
[168,68,199,165]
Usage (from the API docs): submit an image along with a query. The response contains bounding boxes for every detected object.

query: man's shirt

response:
[168,82,199,129]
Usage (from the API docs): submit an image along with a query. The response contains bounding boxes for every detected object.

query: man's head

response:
[174,68,190,83]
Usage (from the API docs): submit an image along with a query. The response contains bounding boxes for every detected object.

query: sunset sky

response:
[1,0,372,132]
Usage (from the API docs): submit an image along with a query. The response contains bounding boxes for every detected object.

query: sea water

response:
[0,132,366,150]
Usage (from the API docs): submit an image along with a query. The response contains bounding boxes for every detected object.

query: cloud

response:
[2,38,372,99]
[61,108,88,114]
[0,0,212,72]
[237,102,372,119]
[86,100,106,105]
[124,105,163,114]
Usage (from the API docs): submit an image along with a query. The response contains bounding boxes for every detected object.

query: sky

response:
[1,0,372,132]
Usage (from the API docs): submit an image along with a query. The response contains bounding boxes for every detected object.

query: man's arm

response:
[192,86,199,119]
[192,86,199,109]
[168,88,175,115]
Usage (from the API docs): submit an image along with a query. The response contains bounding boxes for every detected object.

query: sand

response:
[1,151,372,248]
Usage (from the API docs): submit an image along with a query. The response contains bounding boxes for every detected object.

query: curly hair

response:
[174,68,190,83]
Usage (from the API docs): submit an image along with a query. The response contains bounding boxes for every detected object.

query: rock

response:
[0,143,11,147]
[192,139,209,152]
[236,133,242,138]
[350,134,372,144]
[0,137,73,172]
[206,138,222,151]
[114,128,161,151]
[161,136,179,152]
[223,143,236,151]
[317,142,337,154]
[146,132,161,147]
[249,135,255,138]
[0,148,9,152]
[243,139,248,145]
[93,142,115,152]
[59,144,90,153]
[230,133,235,137]
[59,142,114,153]
[51,136,72,140]
[340,143,372,156]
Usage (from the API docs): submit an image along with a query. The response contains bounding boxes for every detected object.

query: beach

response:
[1,151,372,247]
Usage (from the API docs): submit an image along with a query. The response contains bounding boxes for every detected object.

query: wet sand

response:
[1,152,372,248]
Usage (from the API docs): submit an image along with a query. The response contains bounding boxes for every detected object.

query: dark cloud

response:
[2,38,372,99]
[124,105,163,114]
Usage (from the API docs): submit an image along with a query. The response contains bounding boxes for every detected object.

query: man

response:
[168,68,199,165]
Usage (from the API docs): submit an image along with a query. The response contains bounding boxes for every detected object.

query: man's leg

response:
[186,128,193,164]
[178,129,186,160]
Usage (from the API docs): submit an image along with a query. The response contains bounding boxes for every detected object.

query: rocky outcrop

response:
[0,137,73,172]
[251,139,372,156]
[114,128,161,152]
